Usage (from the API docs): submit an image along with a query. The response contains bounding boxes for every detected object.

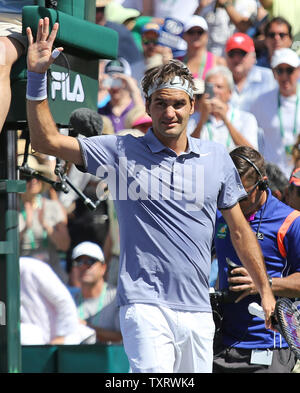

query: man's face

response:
[273,64,300,97]
[265,22,292,56]
[239,175,264,217]
[146,88,194,144]
[183,27,208,50]
[206,73,231,103]
[76,255,106,285]
[142,31,160,57]
[226,49,256,80]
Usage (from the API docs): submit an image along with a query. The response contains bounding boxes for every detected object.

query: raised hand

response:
[26,17,63,74]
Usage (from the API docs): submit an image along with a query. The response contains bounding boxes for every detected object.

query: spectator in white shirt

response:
[191,65,259,151]
[20,256,93,345]
[225,32,277,111]
[250,48,300,178]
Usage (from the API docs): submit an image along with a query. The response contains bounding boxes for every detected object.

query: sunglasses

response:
[73,257,99,267]
[186,29,205,36]
[267,32,289,39]
[227,49,247,58]
[274,66,295,76]
[142,39,158,45]
[240,181,260,201]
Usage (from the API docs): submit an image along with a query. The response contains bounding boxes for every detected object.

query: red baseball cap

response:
[289,168,300,186]
[226,33,255,53]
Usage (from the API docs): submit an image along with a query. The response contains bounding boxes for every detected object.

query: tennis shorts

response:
[120,303,215,373]
[0,16,28,49]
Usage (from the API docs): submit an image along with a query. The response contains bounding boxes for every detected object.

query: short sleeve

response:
[217,147,247,209]
[77,135,118,177]
[284,217,300,273]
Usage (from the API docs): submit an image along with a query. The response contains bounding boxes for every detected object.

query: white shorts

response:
[120,303,215,373]
[0,18,28,49]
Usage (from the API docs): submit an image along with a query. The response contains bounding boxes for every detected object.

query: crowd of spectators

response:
[1,0,300,373]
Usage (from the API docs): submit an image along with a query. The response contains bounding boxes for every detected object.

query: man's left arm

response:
[221,203,276,329]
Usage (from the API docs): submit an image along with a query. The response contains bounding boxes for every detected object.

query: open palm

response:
[26,17,63,73]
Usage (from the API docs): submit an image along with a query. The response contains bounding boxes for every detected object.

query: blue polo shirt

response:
[78,129,246,312]
[215,189,300,348]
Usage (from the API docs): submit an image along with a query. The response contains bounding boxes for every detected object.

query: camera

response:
[210,258,243,307]
[204,82,215,99]
[102,77,123,89]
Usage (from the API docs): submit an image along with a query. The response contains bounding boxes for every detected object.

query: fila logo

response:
[51,72,85,102]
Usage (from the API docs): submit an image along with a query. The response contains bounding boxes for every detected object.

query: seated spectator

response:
[20,256,94,345]
[98,58,144,133]
[71,241,122,344]
[257,17,293,69]
[141,22,173,72]
[259,0,300,54]
[225,32,277,111]
[18,153,70,284]
[181,15,226,80]
[249,48,300,177]
[191,65,259,151]
[285,168,300,211]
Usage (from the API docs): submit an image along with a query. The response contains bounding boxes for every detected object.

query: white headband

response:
[147,76,194,98]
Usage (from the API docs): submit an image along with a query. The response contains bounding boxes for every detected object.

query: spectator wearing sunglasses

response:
[71,241,122,344]
[225,32,277,112]
[181,15,226,81]
[250,48,300,178]
[141,22,172,71]
[259,0,300,55]
[257,17,293,69]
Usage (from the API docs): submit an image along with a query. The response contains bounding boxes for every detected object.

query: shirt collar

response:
[144,128,201,156]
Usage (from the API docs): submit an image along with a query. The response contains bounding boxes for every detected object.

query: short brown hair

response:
[230,146,266,183]
[141,59,195,100]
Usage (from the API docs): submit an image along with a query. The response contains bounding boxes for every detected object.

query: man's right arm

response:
[26,17,83,166]
[27,99,83,165]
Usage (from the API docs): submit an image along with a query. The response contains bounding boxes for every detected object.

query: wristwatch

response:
[268,275,273,288]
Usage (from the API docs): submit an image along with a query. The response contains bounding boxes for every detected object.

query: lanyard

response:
[184,51,207,79]
[206,108,235,149]
[78,282,107,321]
[277,90,299,140]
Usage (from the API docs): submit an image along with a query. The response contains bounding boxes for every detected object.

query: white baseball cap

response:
[72,241,105,262]
[271,48,300,69]
[183,15,208,33]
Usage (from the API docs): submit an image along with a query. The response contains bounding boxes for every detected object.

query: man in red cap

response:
[225,32,277,112]
[286,168,300,211]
